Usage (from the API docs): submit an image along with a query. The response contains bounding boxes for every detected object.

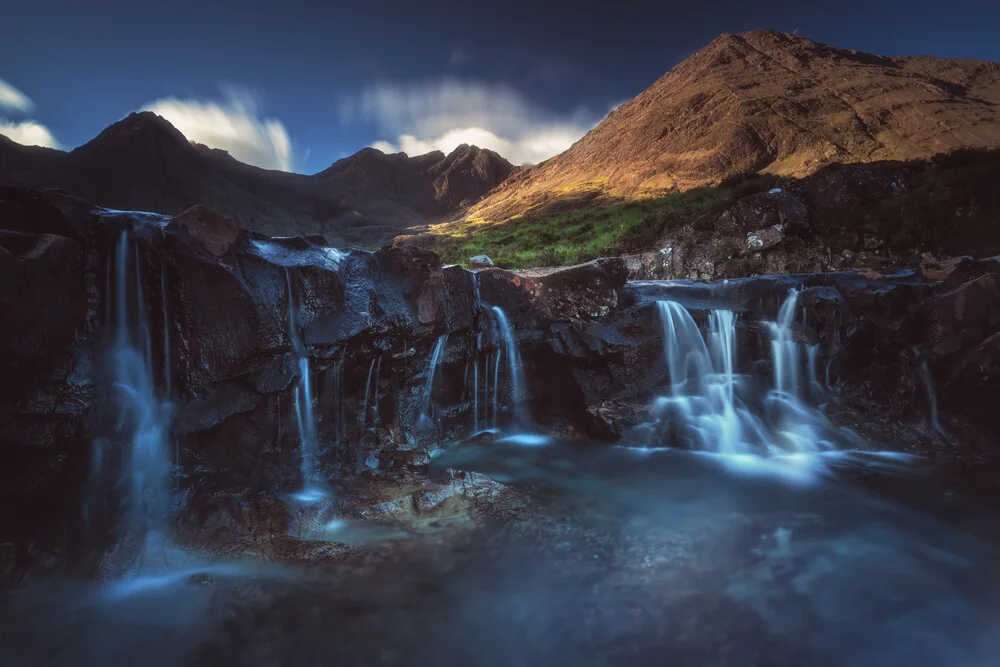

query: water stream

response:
[285,269,325,502]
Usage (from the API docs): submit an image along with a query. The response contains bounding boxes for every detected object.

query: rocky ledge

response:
[2,186,999,583]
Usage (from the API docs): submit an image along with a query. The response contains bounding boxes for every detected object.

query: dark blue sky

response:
[1,0,997,172]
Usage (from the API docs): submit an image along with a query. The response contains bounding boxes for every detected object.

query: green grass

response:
[435,186,728,269]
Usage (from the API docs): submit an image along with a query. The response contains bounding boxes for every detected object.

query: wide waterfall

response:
[104,230,174,550]
[641,289,858,475]
[285,269,325,502]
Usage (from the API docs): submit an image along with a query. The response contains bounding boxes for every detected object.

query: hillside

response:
[459,29,1000,224]
[0,112,514,246]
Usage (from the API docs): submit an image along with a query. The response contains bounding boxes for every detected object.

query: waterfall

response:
[285,269,324,500]
[419,335,449,424]
[492,350,501,430]
[648,296,848,459]
[108,231,173,531]
[491,306,528,428]
[361,357,377,426]
[770,290,802,396]
[918,360,946,435]
[372,354,382,425]
[473,357,480,431]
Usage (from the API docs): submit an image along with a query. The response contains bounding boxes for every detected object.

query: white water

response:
[285,269,325,501]
[643,290,863,479]
[97,231,176,574]
[418,334,449,426]
[361,357,376,426]
[491,306,528,429]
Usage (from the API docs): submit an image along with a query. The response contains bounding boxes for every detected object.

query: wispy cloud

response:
[340,80,600,165]
[142,87,294,171]
[0,78,35,114]
[0,118,61,149]
[0,77,61,148]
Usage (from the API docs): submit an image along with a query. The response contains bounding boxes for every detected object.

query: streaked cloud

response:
[0,78,35,114]
[340,80,600,165]
[0,118,61,148]
[142,87,294,171]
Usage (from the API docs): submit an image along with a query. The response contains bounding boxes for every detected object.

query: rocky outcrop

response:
[2,187,999,584]
[619,151,1000,281]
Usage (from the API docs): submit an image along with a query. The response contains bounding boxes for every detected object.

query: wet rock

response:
[586,400,655,439]
[469,254,494,267]
[167,205,242,258]
[745,225,785,253]
[930,274,1000,356]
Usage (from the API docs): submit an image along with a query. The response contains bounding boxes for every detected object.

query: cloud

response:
[0,78,60,148]
[142,88,294,171]
[0,118,61,148]
[0,78,35,114]
[340,80,600,165]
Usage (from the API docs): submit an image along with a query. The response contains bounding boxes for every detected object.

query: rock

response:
[930,273,1000,356]
[469,254,494,267]
[744,224,785,252]
[168,205,241,257]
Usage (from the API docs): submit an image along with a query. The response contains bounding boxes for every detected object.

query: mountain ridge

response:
[460,29,1000,224]
[0,111,514,245]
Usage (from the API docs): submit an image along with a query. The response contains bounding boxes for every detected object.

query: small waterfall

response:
[918,359,946,435]
[473,357,480,431]
[372,355,382,425]
[769,290,801,396]
[646,295,850,461]
[360,357,377,426]
[492,350,502,430]
[492,306,528,428]
[285,269,324,500]
[108,231,173,532]
[419,335,449,424]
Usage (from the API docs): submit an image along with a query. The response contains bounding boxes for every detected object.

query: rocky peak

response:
[464,30,1000,223]
[71,111,195,158]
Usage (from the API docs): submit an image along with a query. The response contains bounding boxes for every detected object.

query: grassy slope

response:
[434,187,728,269]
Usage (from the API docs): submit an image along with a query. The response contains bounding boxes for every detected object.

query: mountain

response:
[0,112,514,245]
[463,30,1000,223]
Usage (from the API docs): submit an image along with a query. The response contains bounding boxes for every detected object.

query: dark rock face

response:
[2,187,999,585]
[619,151,1000,282]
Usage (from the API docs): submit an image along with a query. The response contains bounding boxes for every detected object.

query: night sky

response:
[1,0,996,172]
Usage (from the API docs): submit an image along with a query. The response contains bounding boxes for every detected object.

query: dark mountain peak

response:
[72,111,195,159]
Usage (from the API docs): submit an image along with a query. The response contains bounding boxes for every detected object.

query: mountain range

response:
[2,29,1000,245]
[0,112,514,245]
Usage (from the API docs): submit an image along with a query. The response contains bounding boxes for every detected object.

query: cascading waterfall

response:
[646,289,853,465]
[473,357,480,431]
[107,230,173,536]
[918,359,946,435]
[769,290,801,396]
[491,306,528,428]
[361,357,377,426]
[285,269,324,500]
[418,334,449,426]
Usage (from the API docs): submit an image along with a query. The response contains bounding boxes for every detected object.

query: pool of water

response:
[2,441,999,667]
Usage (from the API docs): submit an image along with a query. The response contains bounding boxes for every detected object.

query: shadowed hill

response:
[0,112,515,246]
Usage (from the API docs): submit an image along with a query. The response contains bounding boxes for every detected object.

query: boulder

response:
[469,254,494,267]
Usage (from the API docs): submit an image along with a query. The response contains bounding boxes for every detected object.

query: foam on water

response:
[639,290,889,479]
